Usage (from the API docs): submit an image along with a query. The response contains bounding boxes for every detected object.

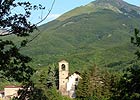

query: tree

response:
[76,65,119,100]
[111,65,140,100]
[111,29,140,100]
[0,0,38,83]
[131,28,140,59]
[0,0,54,99]
[46,64,58,89]
[76,71,92,99]
[89,65,102,98]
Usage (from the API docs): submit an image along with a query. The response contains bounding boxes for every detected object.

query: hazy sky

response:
[22,0,140,25]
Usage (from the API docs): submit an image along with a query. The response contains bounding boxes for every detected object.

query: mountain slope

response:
[17,0,140,71]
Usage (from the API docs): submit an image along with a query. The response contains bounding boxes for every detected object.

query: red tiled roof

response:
[0,90,4,94]
[5,85,21,88]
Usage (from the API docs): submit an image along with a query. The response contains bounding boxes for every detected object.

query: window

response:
[75,78,78,81]
[75,85,77,90]
[61,64,65,70]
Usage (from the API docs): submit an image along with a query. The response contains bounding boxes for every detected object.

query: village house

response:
[0,85,22,100]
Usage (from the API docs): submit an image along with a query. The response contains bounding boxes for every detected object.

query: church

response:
[58,60,81,98]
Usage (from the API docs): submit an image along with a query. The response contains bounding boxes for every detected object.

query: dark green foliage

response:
[111,29,140,99]
[76,65,120,100]
[0,39,34,82]
[0,0,48,100]
[37,70,48,88]
[88,66,103,98]
[76,71,92,99]
[88,66,119,99]
[111,64,140,100]
[0,0,38,83]
[131,28,140,59]
[25,65,59,100]
[131,29,140,46]
[46,64,58,88]
[0,0,45,83]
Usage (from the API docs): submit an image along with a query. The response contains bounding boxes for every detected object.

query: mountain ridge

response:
[57,0,140,21]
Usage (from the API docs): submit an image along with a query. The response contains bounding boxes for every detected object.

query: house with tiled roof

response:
[0,85,22,100]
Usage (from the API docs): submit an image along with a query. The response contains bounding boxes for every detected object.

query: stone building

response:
[58,60,69,95]
[66,72,81,98]
[4,85,22,99]
[0,85,22,100]
[58,60,81,98]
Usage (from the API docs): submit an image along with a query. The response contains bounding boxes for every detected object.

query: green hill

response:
[8,0,140,71]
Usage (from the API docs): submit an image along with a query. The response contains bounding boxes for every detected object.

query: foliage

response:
[46,87,64,100]
[88,65,103,98]
[0,39,34,82]
[0,0,47,100]
[76,65,120,100]
[34,69,48,89]
[13,81,48,100]
[0,0,38,83]
[110,29,140,100]
[0,0,40,36]
[0,0,46,81]
[76,71,92,99]
[46,64,59,88]
[23,64,59,100]
[131,28,140,59]
[111,64,140,100]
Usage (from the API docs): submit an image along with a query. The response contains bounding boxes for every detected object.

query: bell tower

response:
[59,60,69,95]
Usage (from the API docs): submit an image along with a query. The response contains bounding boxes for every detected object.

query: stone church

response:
[58,60,81,98]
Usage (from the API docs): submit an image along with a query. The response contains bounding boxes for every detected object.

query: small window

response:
[75,78,78,81]
[61,64,65,70]
[75,85,77,90]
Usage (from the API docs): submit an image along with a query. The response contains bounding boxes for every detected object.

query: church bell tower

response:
[58,60,69,95]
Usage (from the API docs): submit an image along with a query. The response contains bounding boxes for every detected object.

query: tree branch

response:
[35,0,56,25]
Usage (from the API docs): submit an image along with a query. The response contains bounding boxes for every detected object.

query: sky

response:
[22,0,140,25]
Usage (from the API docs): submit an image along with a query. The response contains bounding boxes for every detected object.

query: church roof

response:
[5,85,21,88]
[59,60,68,63]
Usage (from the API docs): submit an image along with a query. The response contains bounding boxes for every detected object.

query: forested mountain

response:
[20,0,140,71]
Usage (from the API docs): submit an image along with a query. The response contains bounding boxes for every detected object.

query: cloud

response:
[47,14,61,20]
[37,14,62,25]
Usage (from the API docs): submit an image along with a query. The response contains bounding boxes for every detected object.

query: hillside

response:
[11,0,140,71]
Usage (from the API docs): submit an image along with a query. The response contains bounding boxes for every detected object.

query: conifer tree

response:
[76,71,92,99]
[47,64,58,88]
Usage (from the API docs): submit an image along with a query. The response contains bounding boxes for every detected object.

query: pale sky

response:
[20,0,140,25]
